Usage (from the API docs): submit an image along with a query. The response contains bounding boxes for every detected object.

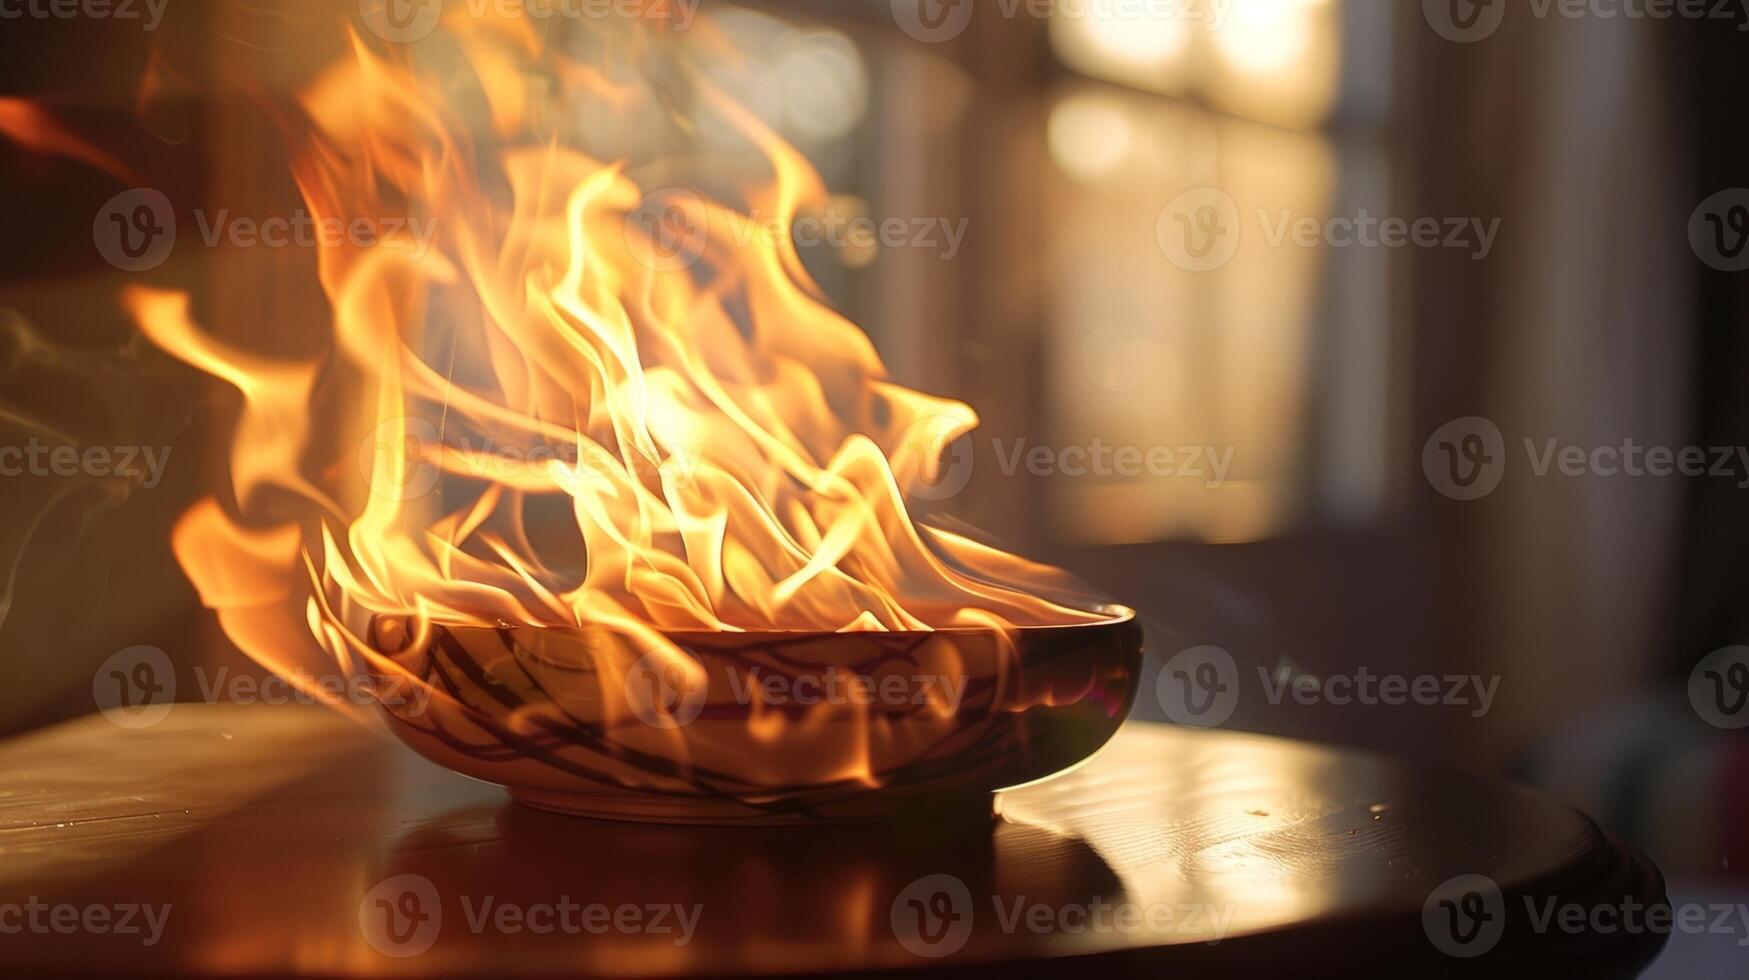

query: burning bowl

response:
[357,609,1142,824]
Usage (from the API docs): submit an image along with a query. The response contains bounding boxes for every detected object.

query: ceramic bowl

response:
[356,608,1142,824]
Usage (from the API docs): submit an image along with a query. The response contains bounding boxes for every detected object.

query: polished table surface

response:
[1,705,1665,977]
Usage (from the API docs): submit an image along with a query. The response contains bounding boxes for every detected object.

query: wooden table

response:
[0,705,1666,977]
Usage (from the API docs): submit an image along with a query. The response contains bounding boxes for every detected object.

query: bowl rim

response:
[392,604,1137,640]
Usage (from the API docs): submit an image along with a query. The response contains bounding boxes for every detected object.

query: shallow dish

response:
[357,608,1142,824]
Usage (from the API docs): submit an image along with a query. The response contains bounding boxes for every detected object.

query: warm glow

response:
[1212,0,1325,77]
[1046,92,1338,545]
[1053,1,1191,79]
[118,13,1103,727]
[1048,92,1135,182]
[1050,3,1191,95]
[1050,0,1342,129]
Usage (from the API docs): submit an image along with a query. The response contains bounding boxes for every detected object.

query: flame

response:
[121,11,1110,752]
[0,98,140,183]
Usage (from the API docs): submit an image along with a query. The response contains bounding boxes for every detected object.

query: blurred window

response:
[1044,0,1397,544]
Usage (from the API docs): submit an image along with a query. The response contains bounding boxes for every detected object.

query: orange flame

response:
[130,13,1105,726]
[0,98,140,183]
